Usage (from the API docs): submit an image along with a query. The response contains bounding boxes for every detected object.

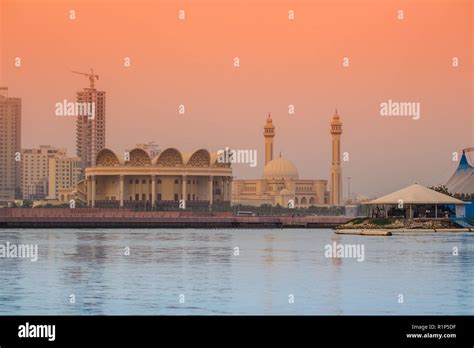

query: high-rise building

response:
[263,113,275,165]
[48,156,82,200]
[0,87,21,202]
[21,145,67,199]
[76,74,106,171]
[330,110,343,205]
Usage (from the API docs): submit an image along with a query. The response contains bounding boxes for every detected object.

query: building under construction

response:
[73,69,106,171]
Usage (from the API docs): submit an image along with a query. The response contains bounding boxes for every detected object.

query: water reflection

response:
[0,228,472,315]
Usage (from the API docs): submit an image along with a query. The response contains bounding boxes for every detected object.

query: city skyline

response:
[1,1,474,336]
[1,0,473,197]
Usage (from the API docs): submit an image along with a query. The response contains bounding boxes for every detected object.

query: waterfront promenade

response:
[0,208,351,228]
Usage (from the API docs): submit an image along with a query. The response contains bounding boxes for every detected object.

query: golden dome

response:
[263,157,299,180]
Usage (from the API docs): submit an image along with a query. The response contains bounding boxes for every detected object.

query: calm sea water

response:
[0,228,472,315]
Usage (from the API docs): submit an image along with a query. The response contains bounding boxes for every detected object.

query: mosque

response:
[77,111,343,209]
[232,112,344,207]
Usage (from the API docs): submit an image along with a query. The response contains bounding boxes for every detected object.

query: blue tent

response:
[446,148,474,195]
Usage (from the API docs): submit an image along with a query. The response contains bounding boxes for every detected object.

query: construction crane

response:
[71,69,99,89]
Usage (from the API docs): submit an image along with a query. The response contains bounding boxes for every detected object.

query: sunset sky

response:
[1,0,473,197]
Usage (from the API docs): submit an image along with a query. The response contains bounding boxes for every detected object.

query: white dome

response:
[263,157,299,180]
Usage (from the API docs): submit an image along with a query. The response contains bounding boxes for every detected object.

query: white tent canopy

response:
[368,184,467,205]
[366,184,469,218]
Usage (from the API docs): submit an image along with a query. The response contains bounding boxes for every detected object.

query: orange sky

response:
[1,0,473,197]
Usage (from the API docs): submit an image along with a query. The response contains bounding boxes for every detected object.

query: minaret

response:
[330,109,343,205]
[264,113,275,165]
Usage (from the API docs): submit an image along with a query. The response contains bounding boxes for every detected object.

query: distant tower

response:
[0,87,22,200]
[74,69,106,171]
[264,113,275,165]
[330,109,343,205]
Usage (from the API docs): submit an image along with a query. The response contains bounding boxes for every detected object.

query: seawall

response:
[0,208,351,229]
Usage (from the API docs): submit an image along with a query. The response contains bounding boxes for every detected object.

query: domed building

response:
[232,114,331,207]
[77,112,343,209]
[263,157,299,181]
[76,146,233,209]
